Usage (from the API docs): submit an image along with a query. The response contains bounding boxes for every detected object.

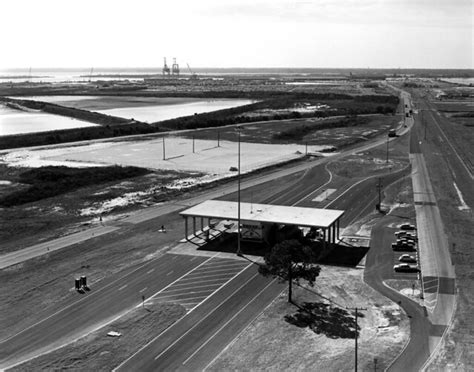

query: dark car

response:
[394,264,419,273]
[392,243,417,252]
[400,223,416,230]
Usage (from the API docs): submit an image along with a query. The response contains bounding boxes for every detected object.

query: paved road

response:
[364,220,430,372]
[0,118,408,369]
[113,141,410,371]
[0,127,401,269]
[0,254,210,369]
[364,89,459,371]
[116,264,284,371]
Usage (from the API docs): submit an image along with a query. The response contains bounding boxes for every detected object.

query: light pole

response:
[386,135,389,163]
[237,126,242,256]
[162,136,166,160]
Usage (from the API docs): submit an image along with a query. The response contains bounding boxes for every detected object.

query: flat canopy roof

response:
[180,200,344,228]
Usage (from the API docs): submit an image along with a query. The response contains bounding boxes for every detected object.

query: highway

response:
[0,112,410,370]
[364,89,462,371]
[0,254,209,369]
[111,152,410,370]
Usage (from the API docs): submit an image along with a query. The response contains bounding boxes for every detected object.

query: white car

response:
[399,254,417,263]
[394,264,419,273]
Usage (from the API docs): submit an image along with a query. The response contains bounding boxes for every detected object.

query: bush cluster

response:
[0,166,150,207]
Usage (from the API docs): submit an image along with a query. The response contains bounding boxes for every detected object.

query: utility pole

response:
[162,136,166,160]
[237,126,242,256]
[376,178,383,211]
[305,141,308,156]
[422,110,427,140]
[217,130,220,147]
[386,135,389,163]
[347,306,367,372]
[192,135,195,153]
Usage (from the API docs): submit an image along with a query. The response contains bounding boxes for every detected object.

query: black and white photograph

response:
[0,0,472,370]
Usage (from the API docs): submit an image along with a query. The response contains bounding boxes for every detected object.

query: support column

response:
[337,219,340,240]
[332,223,336,244]
[185,216,188,239]
[323,228,326,250]
[327,225,331,246]
[193,217,196,235]
[200,217,204,232]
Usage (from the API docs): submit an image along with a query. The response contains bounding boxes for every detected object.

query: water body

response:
[0,104,98,136]
[96,99,253,123]
[0,98,253,135]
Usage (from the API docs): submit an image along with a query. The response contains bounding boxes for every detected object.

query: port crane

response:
[186,63,198,80]
[162,57,170,76]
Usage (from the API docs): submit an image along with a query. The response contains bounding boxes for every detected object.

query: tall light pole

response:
[162,136,166,160]
[237,126,242,256]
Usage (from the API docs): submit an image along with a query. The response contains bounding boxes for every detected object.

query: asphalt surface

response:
[364,90,460,371]
[112,140,410,370]
[116,264,284,371]
[0,254,210,369]
[1,116,410,370]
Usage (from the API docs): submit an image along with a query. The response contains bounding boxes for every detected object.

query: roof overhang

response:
[180,200,344,229]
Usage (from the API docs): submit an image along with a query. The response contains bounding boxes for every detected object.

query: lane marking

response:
[183,279,278,365]
[0,254,177,344]
[166,271,174,276]
[153,290,215,300]
[147,269,155,274]
[118,285,128,291]
[156,284,223,294]
[154,272,259,361]
[139,287,147,293]
[292,163,333,206]
[203,283,284,372]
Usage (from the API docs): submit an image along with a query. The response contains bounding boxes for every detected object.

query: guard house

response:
[180,200,344,248]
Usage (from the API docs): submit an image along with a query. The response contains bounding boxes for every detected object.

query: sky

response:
[1,0,472,69]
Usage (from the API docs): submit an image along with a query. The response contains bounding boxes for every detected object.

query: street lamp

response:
[237,126,242,256]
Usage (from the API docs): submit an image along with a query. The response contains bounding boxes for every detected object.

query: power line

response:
[346,306,367,372]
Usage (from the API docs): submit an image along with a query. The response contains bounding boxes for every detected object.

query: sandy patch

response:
[1,137,331,175]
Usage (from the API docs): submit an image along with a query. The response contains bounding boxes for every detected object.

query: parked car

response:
[399,254,417,263]
[397,238,416,246]
[400,223,416,230]
[394,230,416,238]
[394,263,419,273]
[392,243,417,252]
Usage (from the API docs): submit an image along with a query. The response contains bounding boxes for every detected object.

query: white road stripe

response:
[118,284,128,291]
[183,279,278,365]
[139,287,147,293]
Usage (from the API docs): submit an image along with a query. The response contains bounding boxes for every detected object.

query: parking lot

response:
[147,256,250,311]
[391,224,420,280]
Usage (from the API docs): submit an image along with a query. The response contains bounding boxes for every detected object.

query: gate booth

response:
[180,200,344,249]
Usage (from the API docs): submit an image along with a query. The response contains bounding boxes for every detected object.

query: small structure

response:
[180,200,344,249]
